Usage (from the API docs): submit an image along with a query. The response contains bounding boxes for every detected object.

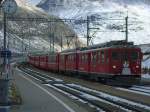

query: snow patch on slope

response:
[38,0,150,45]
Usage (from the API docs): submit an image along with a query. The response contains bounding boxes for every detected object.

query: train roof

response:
[61,40,138,54]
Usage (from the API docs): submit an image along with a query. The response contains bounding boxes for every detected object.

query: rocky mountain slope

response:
[0,0,79,53]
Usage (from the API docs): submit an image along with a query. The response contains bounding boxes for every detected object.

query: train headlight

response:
[113,65,116,69]
[136,66,139,68]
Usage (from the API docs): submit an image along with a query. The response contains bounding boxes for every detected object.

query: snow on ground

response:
[67,83,150,110]
[142,74,150,79]
[117,87,150,96]
[131,87,150,93]
[142,58,150,68]
[54,84,130,112]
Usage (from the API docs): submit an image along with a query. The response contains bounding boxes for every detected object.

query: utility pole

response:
[49,34,51,53]
[75,34,78,49]
[52,33,54,53]
[125,16,128,42]
[61,35,63,51]
[0,0,17,105]
[22,36,23,52]
[87,16,90,46]
[66,35,75,48]
[21,27,24,54]
[3,12,6,65]
[86,16,100,46]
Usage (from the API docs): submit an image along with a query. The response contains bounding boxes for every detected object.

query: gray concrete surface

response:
[10,68,80,112]
[0,106,10,112]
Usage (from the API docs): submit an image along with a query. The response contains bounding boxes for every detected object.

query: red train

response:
[28,41,143,86]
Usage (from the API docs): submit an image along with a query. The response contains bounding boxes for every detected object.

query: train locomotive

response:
[28,40,143,86]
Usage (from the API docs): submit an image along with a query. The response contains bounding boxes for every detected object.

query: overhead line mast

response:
[125,16,128,43]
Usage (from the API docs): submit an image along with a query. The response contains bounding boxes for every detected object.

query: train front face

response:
[110,47,142,76]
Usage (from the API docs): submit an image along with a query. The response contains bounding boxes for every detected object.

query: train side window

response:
[112,52,119,60]
[91,54,93,62]
[71,55,73,61]
[69,55,72,62]
[80,54,83,63]
[101,51,105,63]
[79,55,81,63]
[131,52,138,60]
[61,56,63,63]
[72,55,74,61]
[98,52,101,63]
[85,55,88,63]
[94,53,97,63]
[72,55,75,61]
[106,51,109,63]
[82,55,85,63]
[69,55,71,61]
[92,52,97,64]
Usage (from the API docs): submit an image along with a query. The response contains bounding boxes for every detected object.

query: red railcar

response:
[76,47,142,85]
[65,52,78,73]
[59,54,66,72]
[39,56,45,69]
[28,41,143,86]
[78,51,90,74]
[34,56,40,67]
[28,56,34,65]
[47,53,59,72]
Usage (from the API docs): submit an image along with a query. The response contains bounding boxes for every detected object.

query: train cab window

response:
[112,52,119,60]
[101,51,105,63]
[122,52,128,61]
[131,52,138,60]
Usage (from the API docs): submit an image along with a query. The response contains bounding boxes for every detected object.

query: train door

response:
[110,49,122,74]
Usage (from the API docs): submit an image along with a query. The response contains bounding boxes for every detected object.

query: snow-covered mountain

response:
[37,0,150,45]
[0,0,78,53]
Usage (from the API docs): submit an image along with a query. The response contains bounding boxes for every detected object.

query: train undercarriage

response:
[64,70,141,87]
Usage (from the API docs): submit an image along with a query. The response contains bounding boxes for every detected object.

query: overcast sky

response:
[27,0,41,5]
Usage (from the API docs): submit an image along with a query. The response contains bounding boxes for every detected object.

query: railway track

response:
[131,86,150,94]
[117,85,150,97]
[18,66,150,112]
